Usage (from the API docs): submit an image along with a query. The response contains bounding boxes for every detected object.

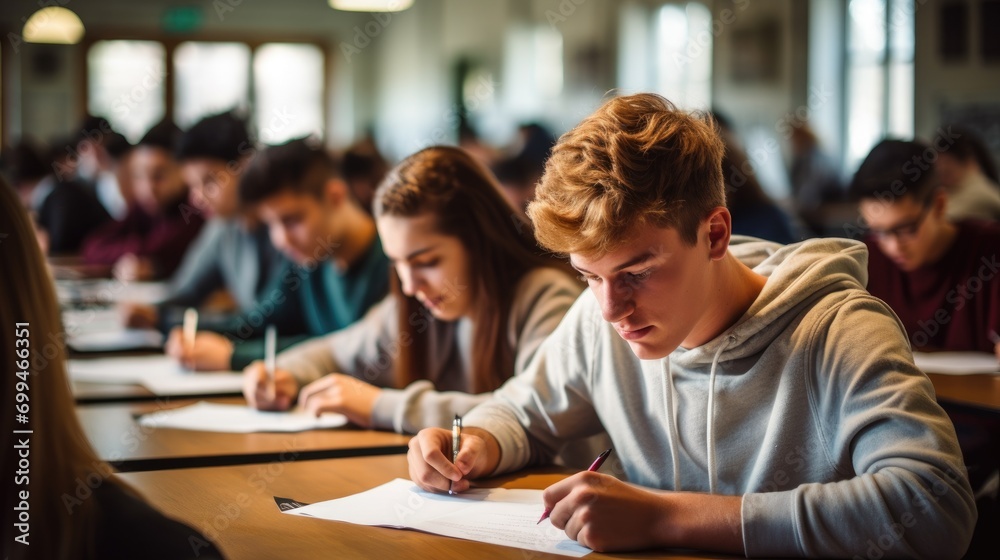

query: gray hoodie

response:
[464,236,977,558]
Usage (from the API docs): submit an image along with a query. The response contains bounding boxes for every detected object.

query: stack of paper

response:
[913,352,999,375]
[68,355,244,396]
[283,478,591,557]
[138,402,349,433]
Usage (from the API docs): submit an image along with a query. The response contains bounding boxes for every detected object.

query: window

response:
[845,0,914,170]
[618,2,712,110]
[253,43,325,143]
[173,42,250,128]
[87,40,166,143]
[87,39,325,143]
[656,2,713,109]
[502,25,564,120]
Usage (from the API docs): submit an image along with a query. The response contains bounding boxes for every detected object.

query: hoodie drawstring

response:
[706,335,734,494]
[662,359,682,491]
[663,334,735,495]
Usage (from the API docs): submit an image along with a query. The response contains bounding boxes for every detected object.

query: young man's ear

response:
[929,187,949,219]
[322,178,348,207]
[706,206,732,261]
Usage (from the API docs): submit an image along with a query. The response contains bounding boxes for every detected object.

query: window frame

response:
[81,29,331,142]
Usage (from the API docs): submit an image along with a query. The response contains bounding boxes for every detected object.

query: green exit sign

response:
[162,6,203,33]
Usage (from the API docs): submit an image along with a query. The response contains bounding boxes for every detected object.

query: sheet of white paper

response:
[68,356,244,395]
[64,307,163,352]
[913,352,999,375]
[284,478,591,557]
[57,280,169,305]
[137,402,349,432]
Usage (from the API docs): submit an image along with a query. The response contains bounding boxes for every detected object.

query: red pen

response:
[537,448,613,524]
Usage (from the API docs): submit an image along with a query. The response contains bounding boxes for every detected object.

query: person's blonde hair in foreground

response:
[406,93,976,557]
[0,180,224,560]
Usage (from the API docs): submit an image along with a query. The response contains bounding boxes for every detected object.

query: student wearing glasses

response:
[851,140,1000,554]
[850,139,1000,360]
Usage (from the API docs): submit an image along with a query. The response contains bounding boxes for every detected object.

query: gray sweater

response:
[463,236,977,558]
[277,267,584,434]
[162,218,281,311]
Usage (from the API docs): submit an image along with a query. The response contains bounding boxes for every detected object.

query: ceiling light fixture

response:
[23,7,85,45]
[329,0,414,13]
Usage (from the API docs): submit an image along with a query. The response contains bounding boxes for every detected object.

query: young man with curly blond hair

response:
[406,94,976,558]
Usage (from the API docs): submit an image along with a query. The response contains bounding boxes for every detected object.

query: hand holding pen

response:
[407,425,501,494]
[538,448,612,523]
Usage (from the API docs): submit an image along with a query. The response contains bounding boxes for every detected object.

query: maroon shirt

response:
[864,220,1000,353]
[81,198,205,279]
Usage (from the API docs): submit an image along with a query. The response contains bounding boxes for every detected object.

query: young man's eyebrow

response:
[571,252,653,275]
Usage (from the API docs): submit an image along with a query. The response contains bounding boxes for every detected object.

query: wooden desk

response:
[927,373,1000,412]
[73,380,159,403]
[119,455,726,560]
[79,397,410,471]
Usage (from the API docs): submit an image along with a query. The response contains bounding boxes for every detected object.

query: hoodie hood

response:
[673,235,870,368]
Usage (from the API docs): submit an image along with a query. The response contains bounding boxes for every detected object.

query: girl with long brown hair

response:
[243,145,583,434]
[0,179,224,560]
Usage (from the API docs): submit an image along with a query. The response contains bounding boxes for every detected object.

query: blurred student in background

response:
[242,146,586,439]
[713,113,796,244]
[167,138,388,371]
[122,112,289,339]
[491,122,556,217]
[7,138,110,255]
[342,136,389,215]
[851,138,1000,555]
[73,115,132,220]
[81,120,205,280]
[934,124,1000,223]
[852,139,1000,357]
[787,122,844,236]
[0,178,224,560]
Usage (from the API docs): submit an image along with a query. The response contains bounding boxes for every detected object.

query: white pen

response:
[988,330,1000,346]
[265,324,277,403]
[182,308,198,371]
[449,414,462,495]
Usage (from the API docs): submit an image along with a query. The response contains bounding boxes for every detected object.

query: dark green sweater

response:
[226,236,389,369]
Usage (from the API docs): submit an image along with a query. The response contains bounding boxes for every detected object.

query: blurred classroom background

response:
[1,0,999,238]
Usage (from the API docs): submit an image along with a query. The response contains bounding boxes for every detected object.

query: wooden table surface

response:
[73,380,160,403]
[119,454,732,560]
[927,373,1000,412]
[79,397,410,471]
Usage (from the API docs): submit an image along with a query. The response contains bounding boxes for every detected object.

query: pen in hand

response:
[182,308,198,371]
[264,324,277,404]
[988,329,1000,346]
[537,448,613,524]
[450,415,462,495]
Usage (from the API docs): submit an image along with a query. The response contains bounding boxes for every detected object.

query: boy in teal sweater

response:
[169,138,389,370]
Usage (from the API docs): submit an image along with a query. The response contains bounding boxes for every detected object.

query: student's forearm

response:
[655,492,744,554]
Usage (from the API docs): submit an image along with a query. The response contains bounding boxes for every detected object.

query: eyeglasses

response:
[867,205,932,242]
